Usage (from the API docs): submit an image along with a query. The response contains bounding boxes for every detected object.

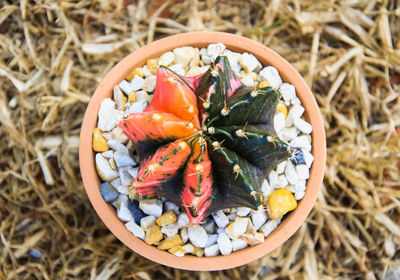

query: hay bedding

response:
[0,0,399,278]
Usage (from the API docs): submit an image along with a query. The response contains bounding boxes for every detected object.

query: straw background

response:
[0,0,399,279]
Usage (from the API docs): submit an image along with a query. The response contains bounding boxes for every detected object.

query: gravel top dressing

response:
[93,43,313,257]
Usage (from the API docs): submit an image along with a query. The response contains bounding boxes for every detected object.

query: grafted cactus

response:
[120,56,292,225]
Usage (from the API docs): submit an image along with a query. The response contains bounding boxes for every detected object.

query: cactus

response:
[120,56,292,225]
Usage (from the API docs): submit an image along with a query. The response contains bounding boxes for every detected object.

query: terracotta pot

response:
[79,32,326,271]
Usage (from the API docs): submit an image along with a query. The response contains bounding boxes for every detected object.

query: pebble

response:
[261,179,271,197]
[161,223,179,237]
[290,150,306,165]
[239,52,262,73]
[140,199,163,217]
[286,104,305,127]
[110,178,120,188]
[225,218,249,239]
[96,153,118,181]
[276,161,287,174]
[158,51,175,66]
[125,221,145,240]
[188,225,208,248]
[268,170,278,187]
[168,64,185,75]
[168,246,186,257]
[119,80,133,95]
[201,54,212,65]
[285,160,299,185]
[115,195,135,222]
[128,99,147,114]
[303,150,314,168]
[260,218,281,237]
[259,66,282,89]
[294,179,306,193]
[114,150,136,168]
[241,74,255,87]
[93,128,109,152]
[279,83,296,102]
[144,225,163,245]
[126,67,143,81]
[232,239,248,251]
[142,76,156,92]
[157,235,183,250]
[217,233,232,255]
[110,127,129,144]
[102,150,114,158]
[130,75,144,92]
[142,65,153,77]
[108,139,129,154]
[118,167,134,186]
[186,66,209,77]
[267,189,297,219]
[212,210,229,228]
[99,182,119,202]
[236,207,251,217]
[294,117,312,134]
[205,234,218,248]
[278,175,288,188]
[290,135,311,151]
[113,86,126,110]
[223,49,241,74]
[97,98,117,131]
[204,244,220,257]
[251,207,268,231]
[182,243,194,254]
[177,213,190,229]
[128,199,146,224]
[192,246,204,257]
[242,232,264,246]
[207,43,226,61]
[204,218,216,234]
[291,97,301,105]
[296,164,310,180]
[156,211,177,227]
[180,227,189,243]
[295,192,305,200]
[140,215,156,230]
[134,90,148,102]
[173,47,199,67]
[279,127,298,142]
[227,213,236,221]
[164,201,180,215]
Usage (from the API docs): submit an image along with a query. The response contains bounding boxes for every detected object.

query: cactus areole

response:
[119,56,292,225]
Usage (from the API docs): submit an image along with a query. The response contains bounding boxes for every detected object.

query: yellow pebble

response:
[191,245,204,257]
[93,128,109,152]
[126,67,143,81]
[157,235,183,250]
[168,245,186,257]
[258,80,271,88]
[128,91,136,103]
[277,103,288,118]
[267,188,297,219]
[146,59,158,74]
[144,225,163,245]
[109,158,117,170]
[156,211,177,227]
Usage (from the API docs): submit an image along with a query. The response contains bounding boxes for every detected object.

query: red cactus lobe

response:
[132,139,192,196]
[146,67,200,129]
[119,112,198,144]
[182,138,213,225]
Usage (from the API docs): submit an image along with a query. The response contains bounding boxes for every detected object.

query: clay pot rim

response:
[79,31,326,271]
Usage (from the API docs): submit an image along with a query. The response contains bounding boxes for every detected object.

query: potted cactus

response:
[79,32,326,270]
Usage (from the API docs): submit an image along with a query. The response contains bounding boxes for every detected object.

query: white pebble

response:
[286,104,305,127]
[279,83,296,102]
[134,90,148,102]
[205,234,218,248]
[238,52,262,73]
[295,191,305,200]
[294,118,312,134]
[114,150,136,168]
[142,76,156,92]
[113,86,126,110]
[217,233,232,255]
[97,98,117,131]
[110,126,129,144]
[182,243,194,254]
[268,170,278,187]
[278,127,298,142]
[226,218,248,239]
[294,179,306,193]
[140,215,156,230]
[164,201,180,215]
[158,51,175,66]
[115,195,134,222]
[110,178,120,189]
[180,227,189,243]
[259,66,282,89]
[102,150,114,159]
[232,239,248,251]
[188,225,208,248]
[285,160,299,185]
[204,244,220,257]
[290,136,311,151]
[201,54,212,65]
[212,210,229,228]
[278,175,289,188]
[207,43,226,61]
[261,179,271,197]
[251,207,268,230]
[127,167,139,178]
[273,112,286,134]
[118,80,133,95]
[296,164,310,180]
[217,228,225,234]
[125,221,145,239]
[128,100,147,114]
[117,185,129,195]
[303,150,314,168]
[161,223,179,237]
[168,64,185,75]
[130,75,144,91]
[227,213,236,221]
[173,47,198,67]
[241,74,255,87]
[177,213,190,228]
[223,49,241,74]
[139,199,163,217]
[186,66,209,77]
[236,207,251,217]
[204,219,216,234]
[260,218,281,237]
[96,153,118,181]
[276,161,287,174]
[118,167,134,186]
[291,97,301,105]
[108,139,129,154]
